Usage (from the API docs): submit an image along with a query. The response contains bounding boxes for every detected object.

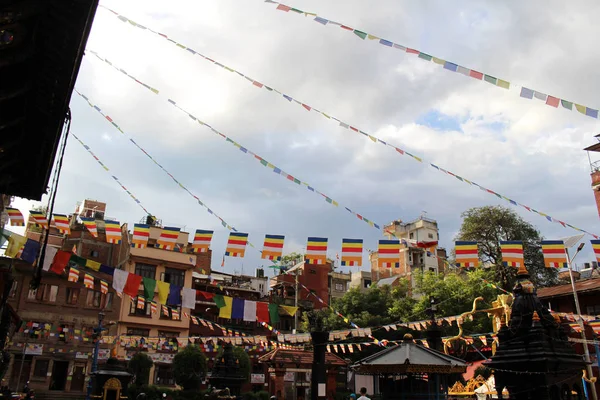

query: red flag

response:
[197,290,215,300]
[123,273,143,297]
[50,250,71,275]
[256,302,269,323]
[221,256,225,267]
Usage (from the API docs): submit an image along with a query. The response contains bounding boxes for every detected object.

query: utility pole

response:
[294,268,299,334]
[86,312,104,400]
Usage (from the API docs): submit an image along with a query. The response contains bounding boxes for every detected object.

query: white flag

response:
[243,300,257,322]
[112,269,128,293]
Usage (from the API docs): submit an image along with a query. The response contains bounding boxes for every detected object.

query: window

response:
[135,263,156,279]
[409,233,414,239]
[163,268,184,288]
[33,359,49,377]
[428,233,434,239]
[160,306,181,320]
[65,288,80,305]
[129,298,152,317]
[104,293,114,310]
[155,365,175,386]
[28,284,58,303]
[127,328,150,337]
[429,268,436,273]
[90,250,99,258]
[586,305,600,315]
[334,283,344,292]
[9,281,17,298]
[158,331,179,339]
[363,279,371,289]
[86,290,102,308]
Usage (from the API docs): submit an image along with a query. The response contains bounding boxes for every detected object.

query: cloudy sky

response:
[8,0,600,274]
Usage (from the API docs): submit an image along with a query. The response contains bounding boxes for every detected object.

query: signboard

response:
[284,372,295,382]
[75,352,89,359]
[250,374,265,384]
[98,349,110,360]
[25,344,43,355]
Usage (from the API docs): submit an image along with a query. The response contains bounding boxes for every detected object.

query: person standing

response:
[357,387,370,400]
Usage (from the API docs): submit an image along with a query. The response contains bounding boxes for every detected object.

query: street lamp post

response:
[566,243,598,400]
[86,312,104,400]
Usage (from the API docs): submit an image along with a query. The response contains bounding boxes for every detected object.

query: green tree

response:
[216,346,251,382]
[456,205,556,290]
[172,345,207,391]
[280,252,304,268]
[128,352,153,386]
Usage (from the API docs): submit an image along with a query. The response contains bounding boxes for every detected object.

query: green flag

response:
[214,294,226,308]
[143,277,156,299]
[268,303,280,324]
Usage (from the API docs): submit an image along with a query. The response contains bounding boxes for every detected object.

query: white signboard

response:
[25,344,43,355]
[250,374,265,384]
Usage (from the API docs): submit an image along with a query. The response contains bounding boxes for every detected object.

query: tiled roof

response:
[376,276,399,286]
[537,278,600,299]
[258,348,348,366]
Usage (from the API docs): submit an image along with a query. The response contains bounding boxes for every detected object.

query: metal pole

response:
[15,338,27,392]
[567,247,598,400]
[294,269,299,334]
[86,312,104,400]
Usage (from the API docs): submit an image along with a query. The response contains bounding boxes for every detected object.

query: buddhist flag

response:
[132,224,150,248]
[172,308,180,320]
[262,234,285,261]
[137,296,145,309]
[455,241,479,268]
[162,305,170,317]
[500,241,524,268]
[68,267,80,283]
[6,208,24,226]
[150,301,157,314]
[541,240,568,268]
[156,227,180,250]
[225,232,249,257]
[84,273,94,289]
[378,240,401,268]
[192,229,213,253]
[29,210,49,229]
[591,240,600,264]
[104,220,122,244]
[341,239,363,267]
[306,237,328,264]
[589,320,600,335]
[100,280,108,294]
[52,214,70,235]
[80,217,98,238]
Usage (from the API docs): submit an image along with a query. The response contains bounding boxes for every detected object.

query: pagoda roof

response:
[258,348,347,367]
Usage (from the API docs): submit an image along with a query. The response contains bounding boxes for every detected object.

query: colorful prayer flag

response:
[68,267,80,283]
[137,296,145,309]
[80,217,99,238]
[52,214,71,235]
[455,241,479,268]
[591,240,600,264]
[261,234,285,261]
[225,232,249,257]
[5,208,24,226]
[124,273,143,297]
[150,301,157,314]
[131,224,150,248]
[306,237,328,264]
[162,305,170,317]
[217,295,233,319]
[378,240,401,268]
[104,220,122,244]
[500,241,524,268]
[341,239,363,266]
[541,240,568,268]
[84,273,94,289]
[156,226,180,250]
[192,229,213,253]
[29,210,49,229]
[100,280,109,294]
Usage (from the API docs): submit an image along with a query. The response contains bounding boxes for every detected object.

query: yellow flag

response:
[85,259,101,271]
[218,296,233,319]
[5,233,27,258]
[156,281,170,305]
[280,305,299,316]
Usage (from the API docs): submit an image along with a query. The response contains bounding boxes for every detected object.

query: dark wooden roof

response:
[0,0,99,200]
[537,278,600,299]
[258,348,348,367]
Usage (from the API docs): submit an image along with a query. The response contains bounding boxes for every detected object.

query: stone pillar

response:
[311,332,328,400]
[274,370,285,399]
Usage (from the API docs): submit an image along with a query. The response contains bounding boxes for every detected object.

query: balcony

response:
[270,296,314,310]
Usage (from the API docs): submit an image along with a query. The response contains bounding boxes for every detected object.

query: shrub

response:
[172,345,208,391]
[128,352,154,386]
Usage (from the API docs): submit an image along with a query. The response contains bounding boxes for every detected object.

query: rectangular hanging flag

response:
[68,267,80,283]
[225,232,249,257]
[500,241,524,268]
[455,241,479,268]
[591,240,600,264]
[192,229,213,253]
[341,239,363,266]
[218,295,233,319]
[172,308,180,320]
[6,208,25,226]
[29,211,49,229]
[261,234,285,261]
[52,214,71,235]
[156,227,180,250]
[84,273,94,289]
[100,280,109,294]
[137,296,145,309]
[306,237,328,264]
[150,301,157,314]
[378,240,401,268]
[80,217,98,238]
[131,224,150,248]
[104,220,122,244]
[541,240,568,268]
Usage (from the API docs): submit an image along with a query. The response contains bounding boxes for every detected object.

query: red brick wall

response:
[299,262,330,309]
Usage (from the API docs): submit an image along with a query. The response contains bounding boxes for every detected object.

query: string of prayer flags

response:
[53,214,71,235]
[100,280,109,294]
[5,208,24,226]
[341,239,363,266]
[71,134,152,216]
[156,226,180,250]
[378,239,401,268]
[192,229,213,253]
[29,211,49,229]
[261,234,285,261]
[162,305,169,317]
[225,232,249,257]
[84,273,94,289]
[455,241,479,268]
[132,224,150,248]
[500,241,524,268]
[306,237,328,264]
[80,217,99,238]
[156,281,170,305]
[541,240,568,268]
[591,240,600,264]
[105,220,122,244]
[94,13,600,240]
[68,267,80,283]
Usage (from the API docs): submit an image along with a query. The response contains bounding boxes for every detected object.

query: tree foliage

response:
[128,352,154,386]
[216,346,251,382]
[172,345,208,391]
[456,205,557,289]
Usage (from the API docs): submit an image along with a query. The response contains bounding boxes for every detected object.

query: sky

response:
[7,0,600,276]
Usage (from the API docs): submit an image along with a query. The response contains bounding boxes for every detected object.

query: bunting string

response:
[72,134,152,215]
[263,0,600,120]
[92,9,599,239]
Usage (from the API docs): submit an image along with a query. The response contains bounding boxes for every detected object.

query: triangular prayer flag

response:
[279,305,299,316]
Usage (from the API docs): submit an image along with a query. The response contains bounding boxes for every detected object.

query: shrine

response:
[90,358,133,400]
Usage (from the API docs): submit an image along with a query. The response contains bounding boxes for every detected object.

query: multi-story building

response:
[349,270,372,292]
[328,271,351,302]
